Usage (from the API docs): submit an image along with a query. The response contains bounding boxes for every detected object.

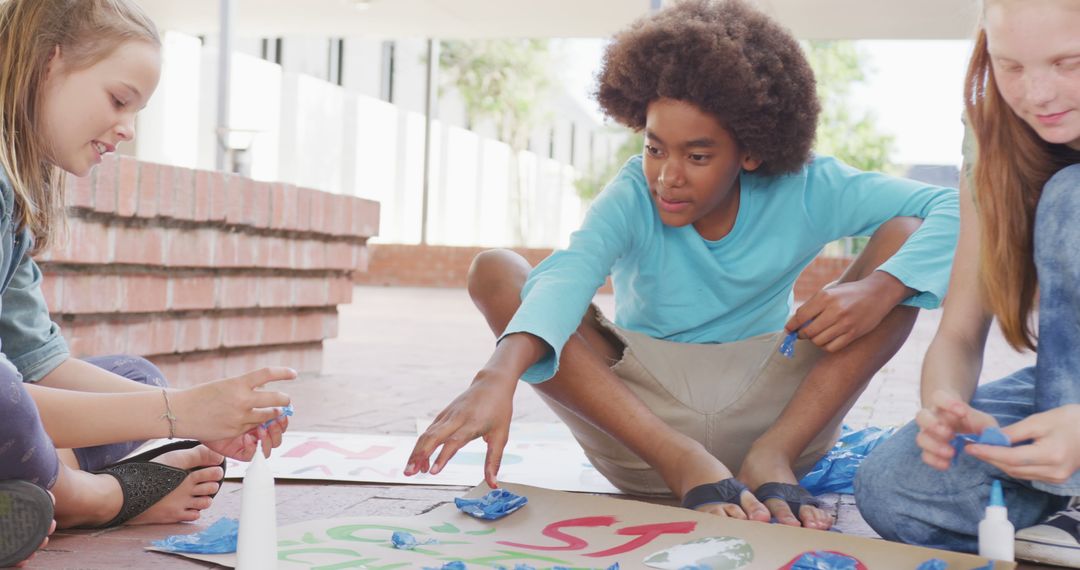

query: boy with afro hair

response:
[407,0,958,529]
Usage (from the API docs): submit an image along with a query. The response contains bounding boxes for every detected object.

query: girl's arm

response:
[915,174,999,470]
[25,366,294,450]
[36,357,160,393]
[920,175,993,406]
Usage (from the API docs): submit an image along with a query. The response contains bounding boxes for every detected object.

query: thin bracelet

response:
[160,388,177,440]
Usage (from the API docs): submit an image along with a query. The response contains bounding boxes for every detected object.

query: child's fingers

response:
[429,431,474,475]
[484,431,509,489]
[407,416,467,475]
[823,332,855,353]
[1000,414,1049,443]
[243,367,298,388]
[915,429,954,462]
[247,407,283,430]
[807,323,844,349]
[966,442,1049,469]
[252,390,291,410]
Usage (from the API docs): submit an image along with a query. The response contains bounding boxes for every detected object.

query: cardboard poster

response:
[223,431,621,494]
[153,483,1011,570]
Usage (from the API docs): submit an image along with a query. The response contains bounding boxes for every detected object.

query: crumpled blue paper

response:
[915,559,948,570]
[424,562,466,570]
[454,489,528,520]
[261,404,294,429]
[779,330,799,358]
[790,551,860,569]
[151,517,238,554]
[780,319,816,358]
[391,530,437,550]
[951,426,1011,464]
[507,563,620,569]
[799,425,896,495]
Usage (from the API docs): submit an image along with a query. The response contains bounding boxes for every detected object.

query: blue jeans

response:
[0,355,167,490]
[854,163,1080,552]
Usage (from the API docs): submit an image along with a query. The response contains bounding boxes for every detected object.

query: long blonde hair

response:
[965,24,1080,351]
[0,0,159,254]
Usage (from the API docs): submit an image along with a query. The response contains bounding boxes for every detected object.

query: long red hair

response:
[965,29,1080,351]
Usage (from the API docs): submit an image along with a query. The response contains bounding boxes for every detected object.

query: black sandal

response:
[0,480,53,567]
[681,478,750,510]
[753,481,820,521]
[89,440,227,528]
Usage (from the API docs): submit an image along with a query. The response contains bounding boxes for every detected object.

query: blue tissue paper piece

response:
[261,404,294,430]
[779,330,798,358]
[951,426,1012,464]
[151,518,238,554]
[454,489,528,520]
[972,563,994,570]
[798,425,896,495]
[915,559,948,570]
[391,530,437,550]
[424,563,466,570]
[790,551,860,569]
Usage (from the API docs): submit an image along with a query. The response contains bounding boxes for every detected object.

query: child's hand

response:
[405,370,517,488]
[785,272,905,352]
[967,404,1080,484]
[915,390,998,470]
[173,367,295,442]
[203,414,289,461]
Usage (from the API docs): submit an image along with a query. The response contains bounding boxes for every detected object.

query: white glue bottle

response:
[978,479,1015,561]
[237,451,278,569]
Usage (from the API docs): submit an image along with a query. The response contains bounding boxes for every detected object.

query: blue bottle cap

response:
[990,479,1005,507]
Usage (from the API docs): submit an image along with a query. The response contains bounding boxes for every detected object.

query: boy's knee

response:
[467,249,529,299]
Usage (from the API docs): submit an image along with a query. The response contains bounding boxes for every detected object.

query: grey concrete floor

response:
[27,286,1048,569]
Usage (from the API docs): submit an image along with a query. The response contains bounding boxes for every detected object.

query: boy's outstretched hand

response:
[406,370,517,488]
[785,271,911,353]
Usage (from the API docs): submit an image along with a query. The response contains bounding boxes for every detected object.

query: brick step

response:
[39,272,354,314]
[59,310,338,358]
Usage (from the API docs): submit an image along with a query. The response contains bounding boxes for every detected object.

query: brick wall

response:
[355,243,852,301]
[37,155,379,387]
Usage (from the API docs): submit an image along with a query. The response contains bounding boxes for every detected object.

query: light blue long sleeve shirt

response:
[503,154,959,383]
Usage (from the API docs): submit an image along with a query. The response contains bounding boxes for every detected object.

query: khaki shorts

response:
[536,306,846,497]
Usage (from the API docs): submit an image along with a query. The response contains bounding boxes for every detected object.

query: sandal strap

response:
[681,478,749,510]
[92,461,188,528]
[753,481,821,515]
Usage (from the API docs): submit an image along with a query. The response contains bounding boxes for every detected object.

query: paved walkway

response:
[28,286,1043,569]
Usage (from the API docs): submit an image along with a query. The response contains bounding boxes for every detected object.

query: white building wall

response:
[134,31,625,249]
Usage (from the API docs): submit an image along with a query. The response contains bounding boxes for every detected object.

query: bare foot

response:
[659,441,770,522]
[52,445,224,528]
[737,447,833,530]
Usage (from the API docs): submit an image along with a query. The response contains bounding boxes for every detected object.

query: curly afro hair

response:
[596,0,820,176]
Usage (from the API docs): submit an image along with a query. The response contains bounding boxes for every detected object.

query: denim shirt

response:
[0,166,69,382]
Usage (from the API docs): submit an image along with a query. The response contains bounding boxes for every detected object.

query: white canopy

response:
[139,0,980,40]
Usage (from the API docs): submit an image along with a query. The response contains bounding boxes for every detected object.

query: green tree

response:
[805,41,896,174]
[574,131,643,201]
[438,40,554,244]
